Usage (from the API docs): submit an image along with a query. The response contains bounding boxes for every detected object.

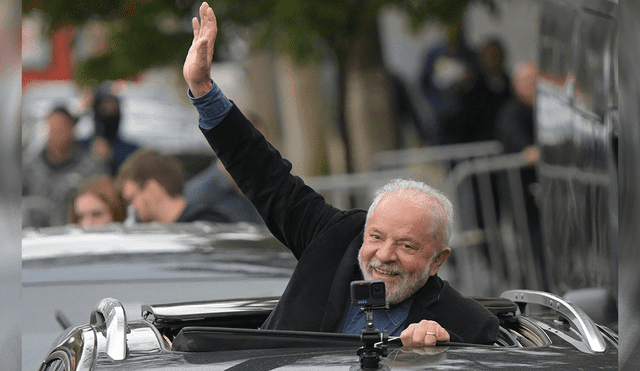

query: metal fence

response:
[306,141,504,210]
[444,153,542,296]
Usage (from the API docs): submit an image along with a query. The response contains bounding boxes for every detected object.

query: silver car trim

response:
[90,298,128,361]
[500,289,607,353]
[39,326,97,371]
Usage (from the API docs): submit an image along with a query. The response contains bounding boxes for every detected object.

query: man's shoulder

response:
[440,281,490,311]
[302,208,367,254]
[322,208,367,231]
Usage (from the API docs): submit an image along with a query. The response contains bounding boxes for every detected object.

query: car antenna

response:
[350,280,391,371]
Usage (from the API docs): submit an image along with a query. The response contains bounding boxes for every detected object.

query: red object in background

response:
[22,26,75,90]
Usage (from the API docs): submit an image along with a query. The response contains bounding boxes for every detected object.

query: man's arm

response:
[182,2,343,258]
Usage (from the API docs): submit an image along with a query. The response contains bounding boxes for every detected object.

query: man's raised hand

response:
[183,2,217,97]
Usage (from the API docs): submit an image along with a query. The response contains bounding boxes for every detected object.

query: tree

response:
[215,0,495,173]
[23,0,494,173]
[22,0,195,85]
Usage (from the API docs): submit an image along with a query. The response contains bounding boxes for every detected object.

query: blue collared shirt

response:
[188,80,232,130]
[339,296,414,336]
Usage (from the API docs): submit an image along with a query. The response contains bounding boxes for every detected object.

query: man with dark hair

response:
[181,3,498,347]
[23,105,109,227]
[116,149,231,224]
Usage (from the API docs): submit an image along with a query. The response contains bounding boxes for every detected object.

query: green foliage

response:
[23,0,194,86]
[23,0,495,85]
[215,0,495,65]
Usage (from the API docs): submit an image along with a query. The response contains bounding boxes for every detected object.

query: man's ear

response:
[429,247,451,276]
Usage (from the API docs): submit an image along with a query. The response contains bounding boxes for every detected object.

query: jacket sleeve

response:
[406,278,499,345]
[200,104,342,259]
[436,284,500,345]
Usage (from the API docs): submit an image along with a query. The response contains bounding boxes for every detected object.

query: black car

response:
[38,288,617,371]
[22,222,297,371]
[28,221,618,371]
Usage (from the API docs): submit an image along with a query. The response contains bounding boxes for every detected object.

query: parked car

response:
[37,287,617,371]
[22,222,297,371]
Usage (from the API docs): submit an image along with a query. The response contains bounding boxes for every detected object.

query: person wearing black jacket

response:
[116,149,231,224]
[182,2,498,347]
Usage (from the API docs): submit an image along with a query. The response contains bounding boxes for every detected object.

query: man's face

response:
[358,191,449,304]
[122,179,153,222]
[47,112,75,152]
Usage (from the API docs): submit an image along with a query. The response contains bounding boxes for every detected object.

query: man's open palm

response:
[183,2,217,97]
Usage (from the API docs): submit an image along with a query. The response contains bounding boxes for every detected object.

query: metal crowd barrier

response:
[444,152,541,296]
[305,141,505,210]
[373,141,504,170]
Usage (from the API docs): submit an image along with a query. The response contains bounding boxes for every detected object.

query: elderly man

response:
[183,2,498,347]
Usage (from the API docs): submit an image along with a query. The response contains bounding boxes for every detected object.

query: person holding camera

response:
[183,2,498,347]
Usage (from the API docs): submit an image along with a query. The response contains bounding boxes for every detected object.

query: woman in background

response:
[71,175,126,227]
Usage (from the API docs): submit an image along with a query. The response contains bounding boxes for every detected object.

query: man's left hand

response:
[400,320,450,347]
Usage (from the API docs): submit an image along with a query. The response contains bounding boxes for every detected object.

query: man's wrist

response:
[189,80,232,130]
[189,80,214,99]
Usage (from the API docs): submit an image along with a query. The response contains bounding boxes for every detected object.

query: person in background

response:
[183,111,265,225]
[22,105,109,228]
[471,38,513,142]
[420,19,481,145]
[116,149,232,224]
[82,86,139,176]
[494,60,538,160]
[494,60,545,288]
[71,175,126,227]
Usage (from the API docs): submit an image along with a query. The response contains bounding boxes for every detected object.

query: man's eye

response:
[402,243,417,250]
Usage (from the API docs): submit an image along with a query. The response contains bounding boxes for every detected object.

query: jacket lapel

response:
[320,232,364,332]
[404,275,444,326]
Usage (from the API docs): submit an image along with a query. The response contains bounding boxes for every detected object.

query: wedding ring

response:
[426,332,436,337]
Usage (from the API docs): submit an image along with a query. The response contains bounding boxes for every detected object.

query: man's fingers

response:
[400,320,448,347]
[412,324,430,346]
[192,17,200,40]
[437,327,450,342]
[199,3,215,36]
[204,7,217,61]
[199,2,209,28]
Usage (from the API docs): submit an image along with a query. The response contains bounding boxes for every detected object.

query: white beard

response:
[358,250,433,304]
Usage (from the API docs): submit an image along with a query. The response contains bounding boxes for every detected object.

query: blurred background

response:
[10,0,640,369]
[1,0,22,369]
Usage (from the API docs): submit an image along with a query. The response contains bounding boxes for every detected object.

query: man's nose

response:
[375,240,397,262]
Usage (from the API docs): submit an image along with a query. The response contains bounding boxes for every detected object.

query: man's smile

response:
[370,264,402,279]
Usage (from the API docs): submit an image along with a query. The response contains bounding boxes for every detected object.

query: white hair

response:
[365,178,454,248]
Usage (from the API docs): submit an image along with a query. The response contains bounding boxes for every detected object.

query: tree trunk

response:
[274,54,329,177]
[341,13,397,173]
